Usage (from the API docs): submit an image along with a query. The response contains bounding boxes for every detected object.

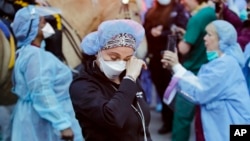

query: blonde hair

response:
[206,23,219,38]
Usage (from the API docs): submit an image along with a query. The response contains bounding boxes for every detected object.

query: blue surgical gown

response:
[11,45,83,141]
[176,54,250,141]
[243,43,250,93]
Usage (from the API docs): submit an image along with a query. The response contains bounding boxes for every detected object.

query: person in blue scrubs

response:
[10,5,84,141]
[161,20,250,141]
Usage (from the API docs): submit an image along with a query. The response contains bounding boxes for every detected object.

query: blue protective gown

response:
[11,45,83,141]
[243,43,250,93]
[176,54,250,141]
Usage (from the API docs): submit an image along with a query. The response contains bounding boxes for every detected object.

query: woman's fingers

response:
[126,56,147,80]
[162,51,173,60]
[161,50,179,68]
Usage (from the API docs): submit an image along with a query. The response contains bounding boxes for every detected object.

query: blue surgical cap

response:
[212,20,245,68]
[81,19,145,55]
[11,5,40,48]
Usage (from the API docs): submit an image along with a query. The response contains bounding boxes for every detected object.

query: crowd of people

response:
[1,0,250,141]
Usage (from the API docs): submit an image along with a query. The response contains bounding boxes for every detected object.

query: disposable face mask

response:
[239,10,248,21]
[41,23,55,39]
[98,53,126,79]
[157,0,171,5]
[206,51,219,61]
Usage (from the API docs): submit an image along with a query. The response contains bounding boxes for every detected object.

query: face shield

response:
[26,6,62,36]
[33,6,62,17]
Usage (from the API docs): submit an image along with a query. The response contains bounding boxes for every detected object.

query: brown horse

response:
[48,0,144,37]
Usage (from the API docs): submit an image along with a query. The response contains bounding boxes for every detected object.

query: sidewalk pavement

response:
[149,109,195,141]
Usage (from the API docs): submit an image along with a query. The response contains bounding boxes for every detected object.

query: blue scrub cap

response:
[212,20,245,68]
[11,5,61,48]
[11,5,40,48]
[81,19,145,55]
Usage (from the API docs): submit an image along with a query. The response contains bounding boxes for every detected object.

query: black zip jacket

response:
[70,59,153,141]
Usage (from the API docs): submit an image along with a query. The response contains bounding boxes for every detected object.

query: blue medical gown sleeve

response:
[23,50,71,131]
[177,60,229,104]
[244,44,250,92]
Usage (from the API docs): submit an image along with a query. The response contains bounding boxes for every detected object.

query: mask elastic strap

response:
[26,19,34,38]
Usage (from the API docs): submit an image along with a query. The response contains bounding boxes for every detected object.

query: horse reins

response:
[45,1,83,64]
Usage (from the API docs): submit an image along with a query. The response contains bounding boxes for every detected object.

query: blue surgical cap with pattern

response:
[212,20,245,67]
[81,19,145,55]
[11,5,40,48]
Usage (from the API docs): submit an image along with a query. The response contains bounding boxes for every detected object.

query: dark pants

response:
[172,94,195,141]
[149,57,173,131]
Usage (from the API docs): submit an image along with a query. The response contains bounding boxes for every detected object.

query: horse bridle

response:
[45,1,83,66]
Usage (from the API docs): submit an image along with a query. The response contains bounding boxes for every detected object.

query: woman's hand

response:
[175,26,186,35]
[125,56,147,81]
[151,25,163,37]
[161,48,179,69]
[60,127,74,141]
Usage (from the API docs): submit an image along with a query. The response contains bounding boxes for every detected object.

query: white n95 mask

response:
[157,0,171,5]
[41,23,55,39]
[98,53,126,80]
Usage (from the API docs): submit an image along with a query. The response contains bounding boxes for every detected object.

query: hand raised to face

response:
[125,56,147,81]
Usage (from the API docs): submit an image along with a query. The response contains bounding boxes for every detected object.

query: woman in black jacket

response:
[69,19,152,141]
